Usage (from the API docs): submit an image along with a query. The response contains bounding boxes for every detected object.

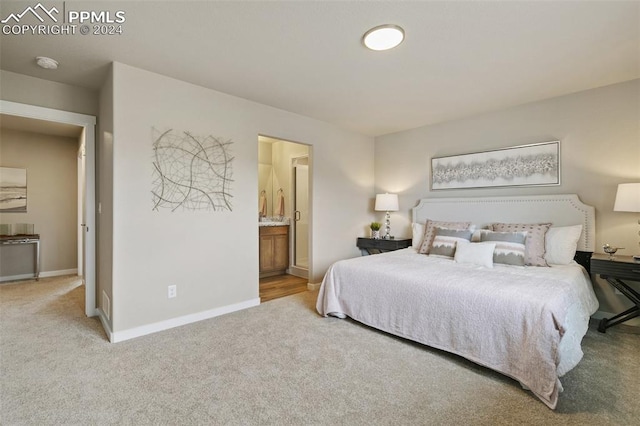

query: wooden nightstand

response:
[356,238,412,255]
[591,253,640,332]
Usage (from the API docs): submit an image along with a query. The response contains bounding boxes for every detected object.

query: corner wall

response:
[109,63,374,335]
[375,79,640,321]
[97,64,114,329]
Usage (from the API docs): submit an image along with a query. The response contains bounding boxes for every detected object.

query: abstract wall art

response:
[0,167,27,212]
[431,141,560,190]
[152,128,234,212]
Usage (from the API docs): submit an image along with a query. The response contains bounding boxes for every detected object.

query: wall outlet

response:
[168,285,177,299]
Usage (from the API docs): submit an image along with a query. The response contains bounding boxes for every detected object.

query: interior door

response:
[293,159,309,269]
[78,143,86,283]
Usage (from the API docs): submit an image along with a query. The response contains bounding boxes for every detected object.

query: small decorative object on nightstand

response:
[591,253,640,332]
[602,244,623,259]
[370,222,381,239]
[357,237,411,255]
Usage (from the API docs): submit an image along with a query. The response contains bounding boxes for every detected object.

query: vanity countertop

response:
[259,217,290,227]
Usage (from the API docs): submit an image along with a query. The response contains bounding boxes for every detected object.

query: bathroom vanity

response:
[259,224,289,278]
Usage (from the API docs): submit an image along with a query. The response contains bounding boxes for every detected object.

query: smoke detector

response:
[36,56,58,70]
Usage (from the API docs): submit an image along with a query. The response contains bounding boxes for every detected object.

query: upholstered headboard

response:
[412,194,596,253]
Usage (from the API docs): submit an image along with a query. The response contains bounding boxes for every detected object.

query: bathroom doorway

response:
[258,135,311,301]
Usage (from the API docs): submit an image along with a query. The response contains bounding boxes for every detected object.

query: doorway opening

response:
[258,135,311,302]
[0,101,97,317]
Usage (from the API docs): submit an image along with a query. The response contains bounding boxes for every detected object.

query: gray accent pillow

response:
[480,230,527,266]
[490,223,552,267]
[418,220,472,254]
[429,228,473,258]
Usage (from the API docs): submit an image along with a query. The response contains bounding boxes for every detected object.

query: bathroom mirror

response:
[258,163,274,217]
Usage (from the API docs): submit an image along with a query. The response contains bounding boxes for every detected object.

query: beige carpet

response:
[1,275,638,425]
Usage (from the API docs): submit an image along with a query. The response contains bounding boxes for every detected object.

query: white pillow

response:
[545,225,583,265]
[412,222,425,249]
[454,241,496,268]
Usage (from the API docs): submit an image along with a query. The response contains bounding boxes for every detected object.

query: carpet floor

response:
[1,275,638,425]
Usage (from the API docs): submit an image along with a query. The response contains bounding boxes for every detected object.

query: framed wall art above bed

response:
[431,141,560,190]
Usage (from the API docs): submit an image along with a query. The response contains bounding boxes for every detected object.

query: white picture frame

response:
[431,141,560,190]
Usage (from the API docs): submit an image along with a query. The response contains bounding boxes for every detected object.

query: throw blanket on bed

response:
[316,249,598,409]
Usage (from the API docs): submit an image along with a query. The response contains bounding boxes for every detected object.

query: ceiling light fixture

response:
[363,24,405,51]
[36,56,58,70]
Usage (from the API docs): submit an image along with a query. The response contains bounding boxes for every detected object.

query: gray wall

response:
[375,79,640,321]
[0,128,78,278]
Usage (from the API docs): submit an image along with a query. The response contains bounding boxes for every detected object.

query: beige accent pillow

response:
[490,222,552,266]
[418,220,472,254]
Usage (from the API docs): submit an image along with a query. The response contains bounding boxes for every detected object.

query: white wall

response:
[0,70,98,116]
[109,63,374,334]
[375,79,640,320]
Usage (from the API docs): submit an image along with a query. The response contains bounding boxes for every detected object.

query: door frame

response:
[0,100,97,317]
[290,155,309,277]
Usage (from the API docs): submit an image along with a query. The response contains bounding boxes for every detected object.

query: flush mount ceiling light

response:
[35,56,58,70]
[363,24,405,51]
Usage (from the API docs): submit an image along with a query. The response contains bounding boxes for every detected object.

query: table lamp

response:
[613,183,640,260]
[375,193,399,239]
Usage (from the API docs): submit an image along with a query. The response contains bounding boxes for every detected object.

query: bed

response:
[316,194,599,409]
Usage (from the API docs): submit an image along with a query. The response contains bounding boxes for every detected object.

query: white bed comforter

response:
[316,249,599,409]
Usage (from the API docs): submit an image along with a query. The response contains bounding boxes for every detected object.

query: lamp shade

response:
[613,183,640,212]
[375,193,399,212]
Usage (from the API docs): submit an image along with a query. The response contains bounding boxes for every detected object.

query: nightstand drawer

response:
[591,253,640,332]
[356,238,412,252]
[591,254,640,282]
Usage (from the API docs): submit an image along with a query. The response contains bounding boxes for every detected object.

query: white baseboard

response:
[307,282,321,291]
[289,266,309,279]
[41,269,78,278]
[111,298,261,343]
[0,268,78,283]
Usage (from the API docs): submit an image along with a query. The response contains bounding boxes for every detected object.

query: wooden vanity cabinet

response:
[259,225,289,277]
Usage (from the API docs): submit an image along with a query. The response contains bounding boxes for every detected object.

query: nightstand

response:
[356,238,412,255]
[591,253,640,332]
